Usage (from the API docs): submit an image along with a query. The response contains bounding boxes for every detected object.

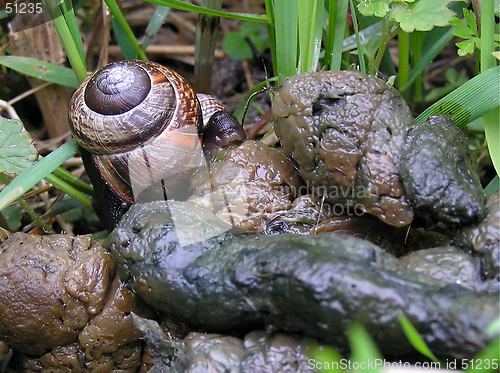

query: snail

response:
[68,60,246,229]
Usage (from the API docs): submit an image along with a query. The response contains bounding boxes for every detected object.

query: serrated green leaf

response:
[0,56,80,88]
[391,0,465,33]
[450,17,475,39]
[463,8,477,34]
[357,0,390,17]
[0,118,38,174]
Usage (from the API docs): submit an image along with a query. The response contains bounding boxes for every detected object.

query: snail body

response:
[69,60,245,228]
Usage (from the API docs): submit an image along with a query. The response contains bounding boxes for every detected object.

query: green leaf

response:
[297,0,324,73]
[456,39,477,56]
[398,313,439,362]
[0,118,37,174]
[2,205,22,231]
[312,345,343,372]
[391,0,466,33]
[274,0,298,81]
[466,337,500,373]
[0,138,79,211]
[222,22,268,61]
[484,176,499,196]
[0,56,80,88]
[463,8,478,34]
[347,322,382,371]
[357,0,390,17]
[450,17,475,39]
[415,65,500,127]
[112,17,138,60]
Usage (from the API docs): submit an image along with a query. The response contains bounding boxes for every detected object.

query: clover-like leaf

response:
[0,117,38,174]
[450,16,476,40]
[450,9,499,57]
[456,39,478,56]
[357,0,390,17]
[391,0,466,33]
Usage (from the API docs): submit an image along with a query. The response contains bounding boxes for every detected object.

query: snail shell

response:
[69,60,205,204]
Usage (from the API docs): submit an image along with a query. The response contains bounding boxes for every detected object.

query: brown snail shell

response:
[69,60,247,228]
[69,60,205,204]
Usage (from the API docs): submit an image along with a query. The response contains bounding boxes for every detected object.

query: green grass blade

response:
[401,27,455,92]
[349,0,366,73]
[0,173,54,232]
[347,322,382,371]
[274,0,298,82]
[466,337,500,373]
[414,65,500,127]
[142,0,268,23]
[398,31,410,96]
[0,139,79,211]
[44,173,93,210]
[42,0,87,82]
[51,166,93,196]
[264,0,277,75]
[484,175,499,196]
[104,0,148,61]
[142,5,171,50]
[0,56,79,87]
[312,345,343,372]
[342,20,381,52]
[112,17,139,60]
[298,0,324,73]
[481,0,499,176]
[324,0,336,70]
[60,0,85,65]
[398,313,439,362]
[484,108,499,176]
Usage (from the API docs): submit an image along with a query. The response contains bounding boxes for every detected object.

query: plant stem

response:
[398,31,409,98]
[194,0,222,93]
[480,0,499,176]
[349,0,366,73]
[410,31,424,101]
[373,18,399,75]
